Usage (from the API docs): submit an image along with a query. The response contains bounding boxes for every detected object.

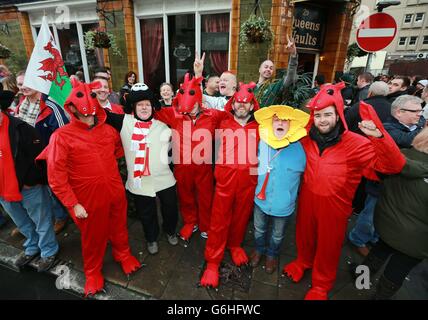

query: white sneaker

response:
[147,242,159,255]
[167,234,178,246]
[200,232,208,239]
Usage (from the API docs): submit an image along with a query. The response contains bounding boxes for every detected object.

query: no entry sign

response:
[356,12,397,52]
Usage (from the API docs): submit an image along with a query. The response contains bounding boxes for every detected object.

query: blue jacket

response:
[383,116,425,148]
[35,99,69,146]
[254,140,306,217]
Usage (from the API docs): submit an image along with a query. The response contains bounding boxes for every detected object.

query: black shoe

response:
[15,252,39,268]
[37,254,58,272]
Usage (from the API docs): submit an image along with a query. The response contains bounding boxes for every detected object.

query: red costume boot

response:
[200,262,220,288]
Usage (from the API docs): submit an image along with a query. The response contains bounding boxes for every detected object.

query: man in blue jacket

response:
[250,105,309,274]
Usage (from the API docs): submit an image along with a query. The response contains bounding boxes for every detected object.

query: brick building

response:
[0,0,356,92]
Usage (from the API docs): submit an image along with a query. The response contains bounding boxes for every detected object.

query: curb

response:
[0,240,153,300]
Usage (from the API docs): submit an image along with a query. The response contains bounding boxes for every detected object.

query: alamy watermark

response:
[355,265,371,290]
[55,265,71,290]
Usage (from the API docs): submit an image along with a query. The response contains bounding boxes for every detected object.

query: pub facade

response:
[0,0,356,92]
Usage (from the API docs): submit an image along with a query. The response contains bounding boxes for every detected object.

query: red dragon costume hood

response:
[224,82,260,113]
[306,82,348,132]
[64,78,102,117]
[173,73,203,113]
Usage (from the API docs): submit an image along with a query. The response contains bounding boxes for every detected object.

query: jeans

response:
[348,193,379,247]
[253,204,291,258]
[48,187,69,222]
[0,185,59,258]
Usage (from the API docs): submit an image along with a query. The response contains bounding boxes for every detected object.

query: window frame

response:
[415,13,424,23]
[31,20,98,83]
[135,1,231,85]
[403,13,413,24]
[398,37,407,46]
[408,36,418,46]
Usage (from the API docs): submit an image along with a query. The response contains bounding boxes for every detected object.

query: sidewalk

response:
[0,210,427,300]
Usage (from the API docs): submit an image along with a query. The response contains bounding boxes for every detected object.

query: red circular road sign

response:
[356,12,397,52]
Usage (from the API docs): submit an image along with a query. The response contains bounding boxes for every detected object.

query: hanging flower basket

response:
[239,14,274,49]
[0,43,11,59]
[84,30,121,56]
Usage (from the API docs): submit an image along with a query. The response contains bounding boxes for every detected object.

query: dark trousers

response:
[132,185,178,242]
[369,239,422,286]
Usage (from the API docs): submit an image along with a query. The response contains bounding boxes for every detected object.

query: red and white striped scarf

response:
[131,120,152,187]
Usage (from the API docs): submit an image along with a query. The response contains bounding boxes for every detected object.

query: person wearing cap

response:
[106,83,179,255]
[250,105,309,274]
[154,73,226,242]
[282,82,405,300]
[0,86,59,272]
[200,82,260,288]
[414,79,428,98]
[37,79,141,296]
[338,73,355,108]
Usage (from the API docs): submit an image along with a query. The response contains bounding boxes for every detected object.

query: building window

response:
[35,22,102,82]
[168,14,195,89]
[140,18,165,92]
[415,13,424,23]
[409,36,418,46]
[201,13,230,77]
[398,37,407,46]
[81,23,104,78]
[136,0,231,91]
[423,36,428,45]
[404,14,413,24]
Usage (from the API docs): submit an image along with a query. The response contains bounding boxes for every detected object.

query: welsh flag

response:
[23,16,72,107]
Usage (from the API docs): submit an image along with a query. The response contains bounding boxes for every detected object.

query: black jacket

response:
[383,116,425,148]
[345,95,392,135]
[386,89,408,104]
[7,114,47,190]
[350,84,370,106]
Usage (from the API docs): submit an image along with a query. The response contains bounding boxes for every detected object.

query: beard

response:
[234,108,251,119]
[316,124,335,134]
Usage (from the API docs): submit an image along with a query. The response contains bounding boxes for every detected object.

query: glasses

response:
[400,108,423,114]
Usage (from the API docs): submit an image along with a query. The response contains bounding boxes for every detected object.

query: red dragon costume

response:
[200,82,260,288]
[282,83,406,300]
[154,73,225,241]
[38,79,140,296]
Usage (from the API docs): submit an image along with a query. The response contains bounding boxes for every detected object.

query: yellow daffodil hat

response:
[254,105,310,149]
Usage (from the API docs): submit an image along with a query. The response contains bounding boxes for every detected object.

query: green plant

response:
[239,14,274,50]
[347,43,366,64]
[281,72,315,109]
[0,43,11,59]
[84,30,121,56]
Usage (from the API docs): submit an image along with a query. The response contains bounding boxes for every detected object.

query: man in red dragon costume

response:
[282,82,406,300]
[154,73,225,242]
[200,82,260,288]
[38,79,140,296]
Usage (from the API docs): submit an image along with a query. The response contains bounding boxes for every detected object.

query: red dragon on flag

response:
[37,38,68,89]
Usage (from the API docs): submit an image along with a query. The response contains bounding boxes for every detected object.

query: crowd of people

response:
[0,37,427,299]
